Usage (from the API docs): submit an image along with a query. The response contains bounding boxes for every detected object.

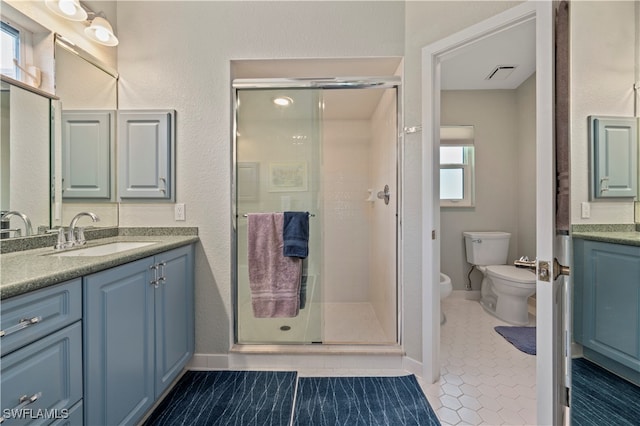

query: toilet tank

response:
[463,231,511,266]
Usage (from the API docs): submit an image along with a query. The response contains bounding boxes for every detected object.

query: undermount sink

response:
[52,241,157,257]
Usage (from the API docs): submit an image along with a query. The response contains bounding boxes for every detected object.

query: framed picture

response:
[237,162,259,201]
[268,162,308,192]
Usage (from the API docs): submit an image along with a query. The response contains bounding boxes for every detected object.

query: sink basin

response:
[52,242,157,257]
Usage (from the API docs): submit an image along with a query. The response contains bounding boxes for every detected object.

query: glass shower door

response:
[235,88,323,344]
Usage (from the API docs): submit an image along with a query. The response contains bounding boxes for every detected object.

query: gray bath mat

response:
[494,326,536,355]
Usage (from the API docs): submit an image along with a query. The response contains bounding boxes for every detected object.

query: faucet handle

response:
[75,228,87,245]
[54,228,67,250]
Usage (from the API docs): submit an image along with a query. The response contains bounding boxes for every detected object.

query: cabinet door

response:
[118,110,174,200]
[590,116,638,198]
[154,245,195,397]
[1,322,82,426]
[1,279,81,357]
[84,257,155,426]
[576,240,640,373]
[62,111,114,199]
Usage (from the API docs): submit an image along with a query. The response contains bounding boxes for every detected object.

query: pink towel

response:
[247,213,302,318]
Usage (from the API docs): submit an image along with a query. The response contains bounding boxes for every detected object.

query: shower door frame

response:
[231,76,403,347]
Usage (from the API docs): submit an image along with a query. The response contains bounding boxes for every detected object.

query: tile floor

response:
[418,294,537,426]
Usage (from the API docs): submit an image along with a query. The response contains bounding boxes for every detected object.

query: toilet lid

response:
[486,265,536,284]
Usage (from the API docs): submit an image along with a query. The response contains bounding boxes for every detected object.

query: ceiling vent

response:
[486,65,517,81]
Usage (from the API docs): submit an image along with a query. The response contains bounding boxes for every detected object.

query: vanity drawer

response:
[0,321,82,425]
[1,279,82,356]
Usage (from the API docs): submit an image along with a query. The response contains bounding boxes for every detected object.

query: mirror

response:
[52,35,118,229]
[0,77,53,238]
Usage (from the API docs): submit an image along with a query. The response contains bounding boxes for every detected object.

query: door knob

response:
[377,184,391,205]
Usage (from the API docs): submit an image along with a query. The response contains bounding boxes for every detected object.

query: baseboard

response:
[402,356,422,377]
[451,289,480,300]
[189,353,229,370]
[187,351,406,372]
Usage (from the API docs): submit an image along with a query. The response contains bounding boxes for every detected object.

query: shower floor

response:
[237,268,393,344]
[323,302,392,344]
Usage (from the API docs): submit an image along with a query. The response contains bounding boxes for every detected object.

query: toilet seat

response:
[486,265,536,285]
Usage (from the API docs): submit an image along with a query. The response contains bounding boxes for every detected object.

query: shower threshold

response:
[229,343,403,356]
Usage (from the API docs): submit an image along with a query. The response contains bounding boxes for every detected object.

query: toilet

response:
[463,231,536,325]
[440,273,452,324]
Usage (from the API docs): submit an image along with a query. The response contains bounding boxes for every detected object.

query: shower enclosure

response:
[233,78,400,345]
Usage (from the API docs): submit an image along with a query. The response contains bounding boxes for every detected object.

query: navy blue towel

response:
[283,211,309,259]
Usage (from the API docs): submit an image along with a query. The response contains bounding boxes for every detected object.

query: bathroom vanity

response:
[573,229,640,386]
[0,229,198,425]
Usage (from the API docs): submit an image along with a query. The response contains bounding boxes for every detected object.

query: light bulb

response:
[58,0,77,16]
[273,97,293,106]
[95,27,110,42]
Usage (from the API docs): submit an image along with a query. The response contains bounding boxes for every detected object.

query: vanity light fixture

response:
[45,0,88,21]
[85,16,119,46]
[273,96,293,107]
[45,0,119,47]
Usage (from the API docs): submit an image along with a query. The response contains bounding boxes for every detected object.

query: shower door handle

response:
[377,185,391,205]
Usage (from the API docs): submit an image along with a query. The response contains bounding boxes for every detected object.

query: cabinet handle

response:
[1,392,42,421]
[0,316,42,338]
[157,262,167,284]
[149,264,159,288]
[600,176,609,193]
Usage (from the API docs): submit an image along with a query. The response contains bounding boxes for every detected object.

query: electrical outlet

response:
[175,203,186,221]
[581,202,590,219]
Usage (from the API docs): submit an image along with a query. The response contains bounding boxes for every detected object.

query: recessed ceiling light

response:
[273,96,293,107]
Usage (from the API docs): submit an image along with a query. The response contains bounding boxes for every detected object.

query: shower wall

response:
[321,88,397,342]
[322,120,372,303]
[369,88,398,341]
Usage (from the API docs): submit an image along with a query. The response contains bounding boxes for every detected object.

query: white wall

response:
[570,1,637,225]
[116,1,405,355]
[516,74,537,259]
[439,77,536,292]
[403,0,523,362]
[322,120,372,303]
[369,87,398,341]
[440,90,520,291]
[9,84,50,231]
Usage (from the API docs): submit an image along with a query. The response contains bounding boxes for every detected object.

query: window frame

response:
[440,145,475,207]
[1,21,21,80]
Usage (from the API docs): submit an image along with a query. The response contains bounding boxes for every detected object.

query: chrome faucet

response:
[1,211,33,237]
[68,212,100,246]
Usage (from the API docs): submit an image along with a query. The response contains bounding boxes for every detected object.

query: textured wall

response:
[403,0,523,362]
[570,1,636,224]
[115,1,405,354]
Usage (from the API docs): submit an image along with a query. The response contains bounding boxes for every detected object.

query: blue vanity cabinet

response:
[118,110,175,201]
[573,239,640,384]
[0,279,83,426]
[83,244,194,425]
[62,111,115,199]
[154,245,195,398]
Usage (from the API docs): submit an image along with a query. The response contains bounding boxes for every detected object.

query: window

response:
[440,126,475,207]
[1,21,20,79]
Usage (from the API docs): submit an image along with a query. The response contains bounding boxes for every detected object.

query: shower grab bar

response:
[240,213,316,218]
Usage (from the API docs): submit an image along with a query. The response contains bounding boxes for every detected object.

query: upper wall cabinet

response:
[589,116,638,199]
[118,110,175,201]
[62,110,115,199]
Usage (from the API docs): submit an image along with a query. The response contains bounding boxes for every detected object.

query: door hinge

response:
[432,230,436,240]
